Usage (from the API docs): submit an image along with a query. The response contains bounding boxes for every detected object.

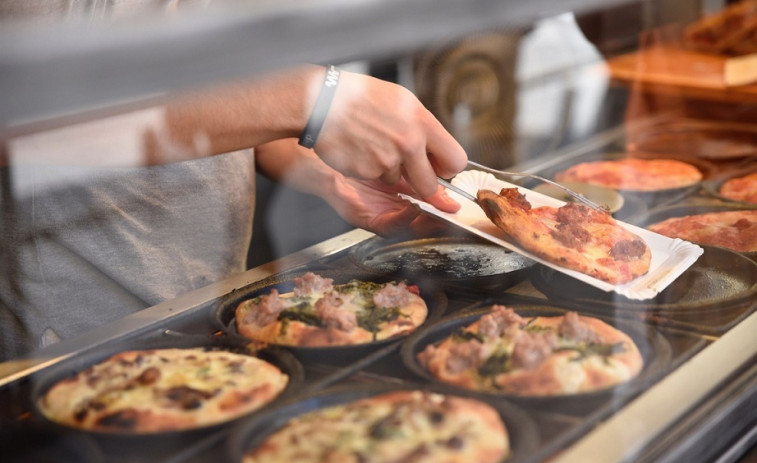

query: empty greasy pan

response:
[348,236,535,290]
[400,302,672,414]
[29,332,304,453]
[212,269,447,364]
[531,245,757,320]
[226,382,540,463]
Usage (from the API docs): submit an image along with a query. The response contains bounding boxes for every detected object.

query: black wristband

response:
[298,65,341,149]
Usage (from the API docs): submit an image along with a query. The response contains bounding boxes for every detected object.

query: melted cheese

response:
[242,391,508,463]
[39,348,288,433]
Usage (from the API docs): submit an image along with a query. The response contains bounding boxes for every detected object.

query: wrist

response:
[298,65,341,149]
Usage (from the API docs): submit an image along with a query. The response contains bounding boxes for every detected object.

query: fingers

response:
[368,204,420,237]
[423,184,462,213]
[423,110,468,179]
[313,71,467,199]
[399,108,467,201]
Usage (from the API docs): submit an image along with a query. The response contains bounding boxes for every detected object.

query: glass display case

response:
[1,1,755,462]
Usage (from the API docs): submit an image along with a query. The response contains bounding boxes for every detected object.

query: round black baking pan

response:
[531,245,757,316]
[225,382,540,463]
[631,203,757,260]
[28,332,304,453]
[212,269,448,365]
[1,419,104,463]
[522,151,714,211]
[399,303,672,414]
[348,235,535,290]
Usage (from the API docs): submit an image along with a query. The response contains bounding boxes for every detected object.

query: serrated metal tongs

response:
[438,160,608,213]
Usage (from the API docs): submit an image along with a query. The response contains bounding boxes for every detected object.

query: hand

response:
[311,69,468,212]
[255,138,461,237]
[326,174,461,237]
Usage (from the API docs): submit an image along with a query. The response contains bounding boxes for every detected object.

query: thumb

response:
[423,185,462,213]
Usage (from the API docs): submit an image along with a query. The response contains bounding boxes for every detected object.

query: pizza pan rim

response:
[28,333,305,439]
[211,269,448,359]
[225,382,540,463]
[398,302,672,404]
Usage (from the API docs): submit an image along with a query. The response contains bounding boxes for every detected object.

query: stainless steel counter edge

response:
[553,310,757,463]
[0,227,375,388]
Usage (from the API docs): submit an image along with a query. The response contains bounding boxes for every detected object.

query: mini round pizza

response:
[38,348,289,433]
[647,210,757,253]
[417,306,644,396]
[234,272,428,347]
[241,390,509,463]
[719,171,757,204]
[477,188,651,284]
[554,158,703,191]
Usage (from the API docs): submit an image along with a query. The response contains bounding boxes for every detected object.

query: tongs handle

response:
[466,160,608,213]
[437,177,477,203]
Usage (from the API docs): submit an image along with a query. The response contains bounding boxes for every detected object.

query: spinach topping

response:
[524,317,551,333]
[451,327,484,343]
[278,307,324,327]
[478,351,511,378]
[356,306,403,339]
[556,342,627,362]
[337,280,385,299]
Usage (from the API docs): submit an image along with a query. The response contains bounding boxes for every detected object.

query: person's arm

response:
[11,65,468,207]
[255,137,461,235]
[151,65,467,212]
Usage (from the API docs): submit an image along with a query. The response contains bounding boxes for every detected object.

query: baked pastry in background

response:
[682,0,757,56]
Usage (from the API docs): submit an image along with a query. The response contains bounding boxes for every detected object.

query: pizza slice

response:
[477,188,651,284]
